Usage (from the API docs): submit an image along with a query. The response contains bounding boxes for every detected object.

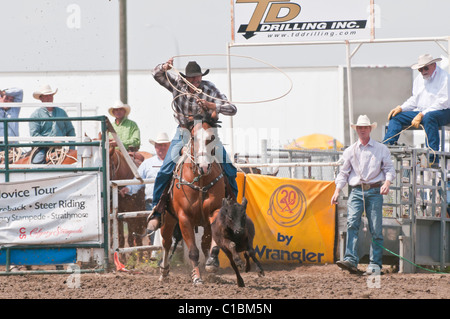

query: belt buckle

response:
[362,184,370,191]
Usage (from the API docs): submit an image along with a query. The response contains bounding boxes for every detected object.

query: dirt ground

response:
[1,261,449,301]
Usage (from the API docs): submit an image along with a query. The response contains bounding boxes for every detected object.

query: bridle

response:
[173,122,223,194]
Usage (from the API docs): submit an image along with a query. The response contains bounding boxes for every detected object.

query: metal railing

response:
[0,115,110,275]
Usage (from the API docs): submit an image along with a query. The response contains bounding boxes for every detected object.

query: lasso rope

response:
[381,123,436,166]
[46,146,77,165]
[168,53,293,104]
[372,239,448,274]
[163,53,294,121]
[0,147,25,164]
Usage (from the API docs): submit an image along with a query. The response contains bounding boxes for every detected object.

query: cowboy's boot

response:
[146,184,170,231]
[147,203,163,231]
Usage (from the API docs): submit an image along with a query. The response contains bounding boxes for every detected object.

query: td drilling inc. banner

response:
[232,0,374,44]
[221,173,336,266]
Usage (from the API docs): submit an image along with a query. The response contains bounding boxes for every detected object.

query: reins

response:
[110,150,121,179]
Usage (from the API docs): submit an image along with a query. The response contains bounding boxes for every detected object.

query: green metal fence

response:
[0,115,110,275]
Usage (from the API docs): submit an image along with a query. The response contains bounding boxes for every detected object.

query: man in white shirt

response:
[332,115,396,275]
[383,54,450,166]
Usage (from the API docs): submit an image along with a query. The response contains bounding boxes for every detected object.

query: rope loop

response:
[164,53,293,108]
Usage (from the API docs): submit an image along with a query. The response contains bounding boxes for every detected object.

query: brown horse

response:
[109,147,147,250]
[159,119,226,285]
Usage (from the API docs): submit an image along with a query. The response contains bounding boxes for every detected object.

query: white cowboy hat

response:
[411,54,442,70]
[351,115,377,129]
[149,132,170,145]
[108,101,131,117]
[33,84,58,100]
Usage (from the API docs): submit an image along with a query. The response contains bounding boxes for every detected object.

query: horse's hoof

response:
[205,256,219,273]
[160,265,170,278]
[235,259,245,271]
[191,267,203,285]
[193,278,204,285]
[205,264,218,273]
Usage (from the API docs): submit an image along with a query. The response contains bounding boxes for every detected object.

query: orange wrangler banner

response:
[220,173,336,266]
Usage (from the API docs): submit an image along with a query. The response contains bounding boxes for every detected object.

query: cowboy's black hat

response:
[180,61,209,77]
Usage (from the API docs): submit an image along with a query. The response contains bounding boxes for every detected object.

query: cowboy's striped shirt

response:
[152,63,237,126]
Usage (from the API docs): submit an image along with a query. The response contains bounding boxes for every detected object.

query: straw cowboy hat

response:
[180,61,209,78]
[149,132,170,145]
[108,101,131,117]
[411,54,442,70]
[33,84,58,100]
[351,115,377,130]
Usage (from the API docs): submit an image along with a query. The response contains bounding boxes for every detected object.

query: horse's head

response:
[190,120,217,176]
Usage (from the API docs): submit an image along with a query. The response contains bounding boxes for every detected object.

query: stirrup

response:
[147,207,157,224]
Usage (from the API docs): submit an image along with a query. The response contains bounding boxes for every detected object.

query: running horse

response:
[159,118,226,285]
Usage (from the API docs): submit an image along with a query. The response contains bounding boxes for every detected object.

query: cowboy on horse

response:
[148,57,238,271]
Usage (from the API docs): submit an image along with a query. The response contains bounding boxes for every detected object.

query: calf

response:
[210,197,264,287]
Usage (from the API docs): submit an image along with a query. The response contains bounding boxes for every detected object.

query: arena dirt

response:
[0,262,448,300]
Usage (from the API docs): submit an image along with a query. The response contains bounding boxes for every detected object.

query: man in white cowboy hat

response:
[384,54,450,167]
[150,57,238,271]
[29,84,75,164]
[108,100,141,152]
[331,115,395,275]
[119,132,170,244]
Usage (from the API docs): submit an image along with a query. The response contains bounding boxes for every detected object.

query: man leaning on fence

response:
[29,84,75,164]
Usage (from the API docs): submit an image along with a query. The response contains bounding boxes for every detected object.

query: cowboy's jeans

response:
[343,186,384,269]
[383,110,450,163]
[152,126,238,206]
[31,147,48,164]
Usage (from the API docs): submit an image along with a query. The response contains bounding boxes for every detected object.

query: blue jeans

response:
[383,110,450,163]
[31,147,47,164]
[344,186,384,269]
[152,126,238,205]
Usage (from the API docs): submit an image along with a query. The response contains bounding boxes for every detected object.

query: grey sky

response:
[1,0,449,73]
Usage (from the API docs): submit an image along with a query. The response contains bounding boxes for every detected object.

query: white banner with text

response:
[0,173,102,246]
[232,0,374,44]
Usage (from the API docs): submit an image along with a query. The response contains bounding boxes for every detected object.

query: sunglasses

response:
[418,66,429,73]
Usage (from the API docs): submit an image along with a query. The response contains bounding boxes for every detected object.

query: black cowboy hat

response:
[180,61,210,77]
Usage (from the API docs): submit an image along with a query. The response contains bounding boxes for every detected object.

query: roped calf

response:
[210,197,264,287]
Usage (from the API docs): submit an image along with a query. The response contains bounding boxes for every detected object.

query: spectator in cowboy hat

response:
[108,100,141,152]
[383,54,450,168]
[119,132,170,245]
[29,84,75,164]
[332,115,395,276]
[0,87,24,147]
